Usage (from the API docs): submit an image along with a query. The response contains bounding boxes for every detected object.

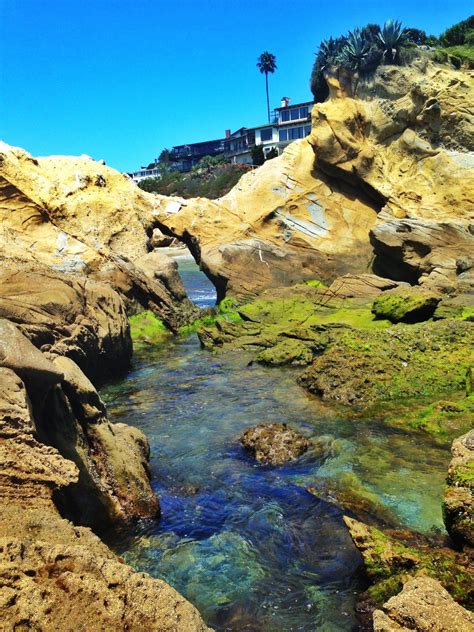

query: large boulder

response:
[371,287,441,323]
[298,320,474,407]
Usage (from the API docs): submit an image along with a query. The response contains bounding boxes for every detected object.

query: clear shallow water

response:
[101,260,452,631]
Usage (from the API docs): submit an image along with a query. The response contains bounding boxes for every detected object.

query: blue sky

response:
[0,0,471,172]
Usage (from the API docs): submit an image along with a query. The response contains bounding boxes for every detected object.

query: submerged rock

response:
[373,577,474,632]
[240,423,309,465]
[443,430,474,548]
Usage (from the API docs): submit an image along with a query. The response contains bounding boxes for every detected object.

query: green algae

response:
[300,320,474,406]
[256,338,314,366]
[434,303,474,322]
[304,279,328,289]
[129,311,170,346]
[372,292,440,323]
[451,461,474,487]
[383,396,474,446]
[346,520,473,607]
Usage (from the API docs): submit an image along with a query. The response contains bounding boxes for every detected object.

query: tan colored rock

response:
[443,430,474,547]
[0,368,35,438]
[156,140,379,299]
[0,318,63,394]
[0,264,132,381]
[0,147,190,330]
[0,538,211,632]
[373,577,474,632]
[240,423,309,464]
[0,388,208,632]
[357,59,474,153]
[135,250,187,300]
[326,274,401,298]
[370,219,474,290]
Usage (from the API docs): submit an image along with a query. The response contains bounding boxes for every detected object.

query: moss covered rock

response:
[129,311,170,346]
[383,397,474,446]
[343,516,473,608]
[372,289,440,323]
[299,320,474,406]
[256,339,314,366]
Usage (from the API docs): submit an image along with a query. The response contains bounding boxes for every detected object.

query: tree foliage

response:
[439,15,474,47]
[137,157,251,199]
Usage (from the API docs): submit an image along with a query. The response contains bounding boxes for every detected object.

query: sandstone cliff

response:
[150,60,473,299]
[0,266,210,630]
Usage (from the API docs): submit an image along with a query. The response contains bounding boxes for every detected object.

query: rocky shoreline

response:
[1,55,473,630]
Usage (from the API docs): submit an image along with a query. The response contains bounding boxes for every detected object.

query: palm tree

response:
[257,51,277,124]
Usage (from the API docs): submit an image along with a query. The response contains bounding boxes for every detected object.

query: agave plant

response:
[318,36,347,70]
[339,28,371,71]
[377,19,408,64]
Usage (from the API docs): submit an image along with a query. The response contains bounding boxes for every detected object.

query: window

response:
[260,128,273,142]
[281,110,290,122]
[290,108,299,121]
[279,129,288,142]
[300,106,309,119]
[304,125,311,136]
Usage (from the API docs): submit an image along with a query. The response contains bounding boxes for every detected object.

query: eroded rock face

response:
[0,300,208,631]
[0,146,191,330]
[443,429,474,548]
[0,275,158,529]
[240,423,309,465]
[0,538,211,632]
[370,219,474,291]
[142,61,472,300]
[373,577,474,632]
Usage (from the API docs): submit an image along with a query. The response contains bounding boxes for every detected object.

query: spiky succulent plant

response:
[377,19,409,64]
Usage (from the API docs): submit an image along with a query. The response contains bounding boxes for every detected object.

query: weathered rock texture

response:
[0,284,209,630]
[240,423,309,465]
[149,60,473,299]
[0,143,195,330]
[373,577,474,632]
[443,429,474,548]
[343,516,473,611]
[0,367,209,631]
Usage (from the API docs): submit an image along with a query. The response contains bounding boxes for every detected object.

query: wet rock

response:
[299,320,474,407]
[373,577,474,632]
[240,423,309,465]
[372,288,440,323]
[256,338,314,366]
[343,516,473,608]
[443,430,474,548]
[0,538,211,632]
